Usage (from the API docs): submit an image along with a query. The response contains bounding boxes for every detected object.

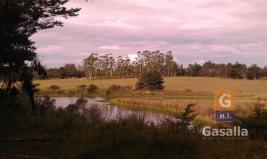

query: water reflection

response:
[53,97,174,124]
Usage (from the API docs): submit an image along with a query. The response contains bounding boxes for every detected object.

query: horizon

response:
[32,0,267,67]
[43,52,266,69]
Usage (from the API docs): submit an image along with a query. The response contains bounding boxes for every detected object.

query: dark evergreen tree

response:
[21,68,39,113]
[136,71,164,90]
[0,0,80,92]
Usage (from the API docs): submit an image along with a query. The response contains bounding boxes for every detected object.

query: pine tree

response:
[136,71,164,90]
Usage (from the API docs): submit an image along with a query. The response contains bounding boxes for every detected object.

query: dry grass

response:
[35,77,267,96]
[35,77,267,119]
[115,97,267,119]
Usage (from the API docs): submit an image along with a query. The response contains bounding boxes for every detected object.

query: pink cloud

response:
[32,0,267,67]
[98,45,128,50]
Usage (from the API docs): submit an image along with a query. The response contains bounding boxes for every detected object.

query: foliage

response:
[136,71,164,90]
[50,85,61,90]
[178,103,199,129]
[87,84,99,93]
[1,96,267,159]
[0,91,30,119]
[187,63,202,77]
[237,102,267,140]
[35,96,56,116]
[84,104,104,124]
[82,51,177,79]
[0,0,80,91]
[66,97,88,113]
[247,64,262,80]
[21,68,39,112]
[46,53,267,80]
[47,64,83,79]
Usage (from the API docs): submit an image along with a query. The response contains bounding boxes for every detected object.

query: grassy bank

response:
[34,77,267,121]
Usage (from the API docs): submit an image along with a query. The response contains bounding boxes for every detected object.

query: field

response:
[35,77,267,120]
[35,77,267,95]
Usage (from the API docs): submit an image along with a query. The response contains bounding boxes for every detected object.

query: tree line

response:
[45,51,267,80]
[46,51,177,79]
[184,61,267,80]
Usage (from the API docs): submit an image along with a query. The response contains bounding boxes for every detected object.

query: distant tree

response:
[201,61,216,77]
[214,64,228,77]
[134,51,145,77]
[176,64,186,76]
[83,53,98,79]
[108,56,115,77]
[248,64,262,80]
[80,52,267,80]
[64,64,78,77]
[136,71,164,90]
[228,62,247,79]
[187,63,202,77]
[263,67,267,77]
[47,64,81,79]
[164,51,177,76]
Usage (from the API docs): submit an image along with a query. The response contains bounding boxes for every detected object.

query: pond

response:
[53,97,175,124]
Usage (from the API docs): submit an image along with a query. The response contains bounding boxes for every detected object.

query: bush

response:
[2,94,267,159]
[237,102,267,140]
[35,96,56,116]
[0,92,30,119]
[49,85,60,90]
[107,85,132,93]
[108,85,121,92]
[136,71,164,90]
[78,85,86,89]
[66,97,88,113]
[85,104,103,123]
[105,89,111,96]
[87,84,99,93]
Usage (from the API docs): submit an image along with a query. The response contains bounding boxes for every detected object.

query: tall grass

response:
[1,95,267,159]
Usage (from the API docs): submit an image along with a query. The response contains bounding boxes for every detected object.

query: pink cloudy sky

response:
[32,0,267,67]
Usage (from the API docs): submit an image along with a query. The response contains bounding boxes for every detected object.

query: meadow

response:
[35,77,267,121]
[35,77,267,95]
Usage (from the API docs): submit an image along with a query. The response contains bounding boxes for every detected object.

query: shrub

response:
[35,96,56,116]
[85,104,103,123]
[66,97,88,113]
[178,103,198,129]
[107,85,132,93]
[237,102,267,140]
[49,85,60,90]
[0,92,30,119]
[87,84,99,93]
[136,71,164,90]
[78,85,86,89]
[105,89,111,96]
[121,85,133,91]
[108,84,121,92]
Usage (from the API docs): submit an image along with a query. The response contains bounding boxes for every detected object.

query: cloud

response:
[37,45,63,52]
[32,0,267,67]
[193,59,206,65]
[98,45,128,50]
